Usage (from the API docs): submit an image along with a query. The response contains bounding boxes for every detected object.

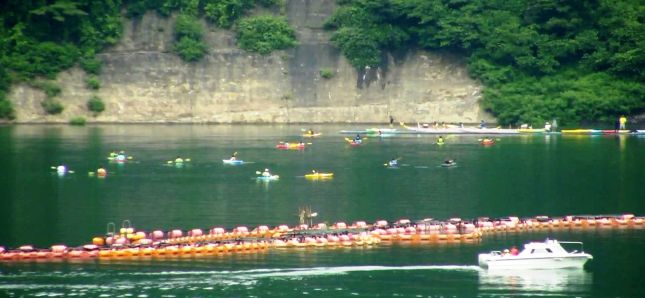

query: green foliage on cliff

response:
[42,98,64,115]
[0,0,123,119]
[87,95,105,113]
[85,75,101,90]
[173,13,207,61]
[319,68,334,79]
[326,0,645,126]
[236,16,297,54]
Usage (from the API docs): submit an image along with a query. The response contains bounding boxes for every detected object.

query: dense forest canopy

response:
[0,0,643,125]
[326,0,644,126]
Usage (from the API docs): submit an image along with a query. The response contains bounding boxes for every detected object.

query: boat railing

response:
[558,241,585,253]
[106,222,115,237]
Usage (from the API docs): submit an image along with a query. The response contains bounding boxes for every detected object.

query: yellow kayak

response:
[561,129,602,134]
[302,133,322,138]
[305,172,334,179]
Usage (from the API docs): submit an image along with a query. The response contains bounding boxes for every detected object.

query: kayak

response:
[480,139,495,146]
[305,172,334,179]
[276,143,305,150]
[385,163,399,169]
[441,162,457,167]
[108,155,129,162]
[257,175,279,181]
[344,138,362,146]
[302,133,322,138]
[222,159,244,165]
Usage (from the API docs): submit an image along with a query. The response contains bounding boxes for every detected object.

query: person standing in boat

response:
[619,115,627,130]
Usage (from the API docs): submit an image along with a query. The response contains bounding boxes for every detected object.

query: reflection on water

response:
[478,269,592,294]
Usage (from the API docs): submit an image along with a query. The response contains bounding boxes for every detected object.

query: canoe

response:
[305,173,334,179]
[400,123,519,134]
[601,130,630,134]
[302,133,322,138]
[461,127,519,134]
[561,129,602,134]
[276,143,305,150]
[365,128,397,135]
[257,175,279,181]
[222,159,244,165]
[519,128,546,133]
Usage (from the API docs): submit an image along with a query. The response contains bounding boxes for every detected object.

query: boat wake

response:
[244,265,482,278]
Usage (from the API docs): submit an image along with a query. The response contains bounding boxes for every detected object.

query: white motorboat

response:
[478,239,592,269]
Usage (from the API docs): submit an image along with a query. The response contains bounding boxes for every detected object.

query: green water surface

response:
[0,125,644,297]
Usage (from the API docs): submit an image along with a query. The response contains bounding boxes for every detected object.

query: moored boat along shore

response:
[1,213,641,262]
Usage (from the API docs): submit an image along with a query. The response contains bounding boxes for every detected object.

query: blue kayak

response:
[223,159,244,165]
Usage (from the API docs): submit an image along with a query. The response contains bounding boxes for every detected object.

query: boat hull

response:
[478,254,592,269]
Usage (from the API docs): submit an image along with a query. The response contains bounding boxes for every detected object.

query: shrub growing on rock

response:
[87,95,105,113]
[236,16,297,55]
[42,98,64,115]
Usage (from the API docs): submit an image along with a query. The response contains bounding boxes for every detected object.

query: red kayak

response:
[480,139,495,146]
[276,143,305,150]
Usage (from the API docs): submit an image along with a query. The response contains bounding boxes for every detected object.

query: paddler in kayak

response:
[306,128,315,136]
[437,136,445,145]
[97,166,107,177]
[354,134,362,143]
[230,152,238,161]
[388,159,398,167]
[443,159,456,166]
[261,168,272,177]
[174,156,184,163]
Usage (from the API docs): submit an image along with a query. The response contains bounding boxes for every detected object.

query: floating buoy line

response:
[1,214,642,262]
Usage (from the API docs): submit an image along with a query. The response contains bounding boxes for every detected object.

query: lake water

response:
[0,125,644,297]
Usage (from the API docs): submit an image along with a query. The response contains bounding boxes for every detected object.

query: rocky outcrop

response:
[9,0,493,124]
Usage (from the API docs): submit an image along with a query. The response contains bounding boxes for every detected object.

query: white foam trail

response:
[120,265,480,278]
[247,265,482,278]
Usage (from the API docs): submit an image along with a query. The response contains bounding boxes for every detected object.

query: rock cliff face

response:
[9,0,492,124]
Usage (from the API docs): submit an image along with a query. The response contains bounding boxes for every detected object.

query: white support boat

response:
[478,239,592,270]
